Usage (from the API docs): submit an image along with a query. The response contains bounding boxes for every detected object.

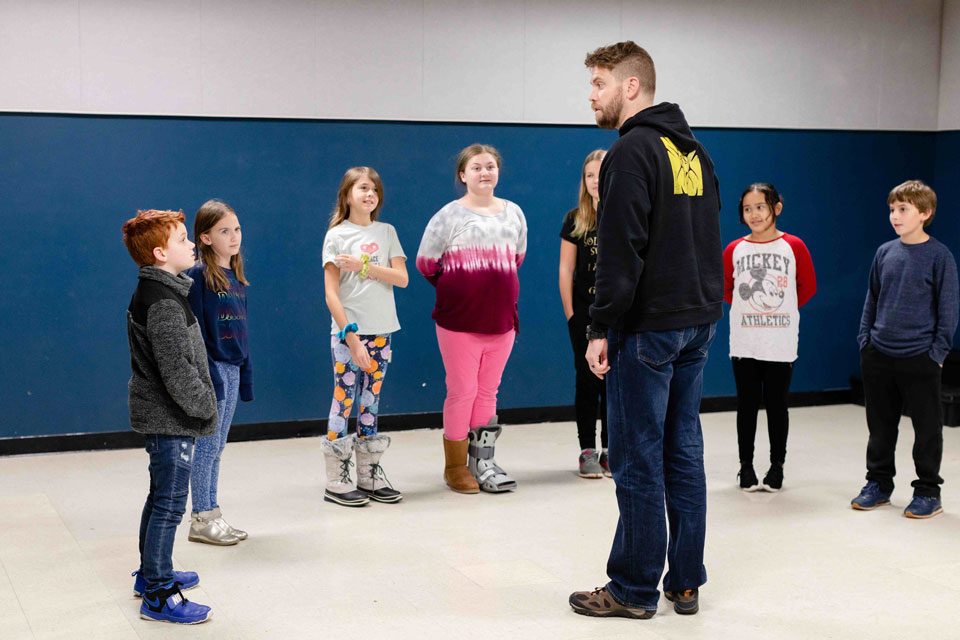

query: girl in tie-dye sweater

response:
[416,144,527,494]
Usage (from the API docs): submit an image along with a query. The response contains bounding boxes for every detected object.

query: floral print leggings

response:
[328,333,391,439]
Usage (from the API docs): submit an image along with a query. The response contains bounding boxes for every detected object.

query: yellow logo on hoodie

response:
[661,137,703,196]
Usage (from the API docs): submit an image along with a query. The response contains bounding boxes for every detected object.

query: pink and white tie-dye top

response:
[416,200,527,334]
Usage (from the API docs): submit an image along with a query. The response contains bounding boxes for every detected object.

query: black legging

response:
[567,307,607,451]
[732,357,793,466]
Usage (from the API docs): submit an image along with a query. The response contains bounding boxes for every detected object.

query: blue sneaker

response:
[139,584,211,624]
[132,569,199,597]
[904,495,943,519]
[851,481,892,510]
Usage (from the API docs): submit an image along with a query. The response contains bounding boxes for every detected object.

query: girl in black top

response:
[559,149,609,478]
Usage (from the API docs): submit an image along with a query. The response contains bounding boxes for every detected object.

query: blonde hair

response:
[570,149,606,239]
[194,199,248,292]
[330,167,384,229]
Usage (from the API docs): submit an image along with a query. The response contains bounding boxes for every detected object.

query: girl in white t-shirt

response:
[723,183,816,493]
[320,167,408,507]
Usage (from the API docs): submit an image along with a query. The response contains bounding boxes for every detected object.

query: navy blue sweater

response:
[858,237,959,364]
[185,264,253,402]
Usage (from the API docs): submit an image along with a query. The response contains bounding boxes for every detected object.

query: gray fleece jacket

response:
[126,266,218,437]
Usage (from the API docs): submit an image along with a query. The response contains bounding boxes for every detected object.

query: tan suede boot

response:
[443,436,479,494]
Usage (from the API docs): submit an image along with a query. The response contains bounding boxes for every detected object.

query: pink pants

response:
[435,324,516,441]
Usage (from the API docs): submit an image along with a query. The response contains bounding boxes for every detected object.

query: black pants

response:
[567,308,607,450]
[732,357,793,466]
[861,345,943,497]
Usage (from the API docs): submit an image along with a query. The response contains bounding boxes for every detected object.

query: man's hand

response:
[585,338,610,379]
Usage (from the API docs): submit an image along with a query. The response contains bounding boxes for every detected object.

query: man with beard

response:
[568,41,724,620]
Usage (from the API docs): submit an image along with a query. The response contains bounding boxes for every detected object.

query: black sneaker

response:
[664,588,699,615]
[738,465,760,492]
[762,464,783,492]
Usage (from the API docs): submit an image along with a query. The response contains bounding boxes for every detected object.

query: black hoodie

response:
[589,102,723,332]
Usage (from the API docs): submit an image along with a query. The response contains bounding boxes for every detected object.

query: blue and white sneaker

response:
[139,584,211,624]
[904,495,943,519]
[851,481,892,510]
[132,569,199,597]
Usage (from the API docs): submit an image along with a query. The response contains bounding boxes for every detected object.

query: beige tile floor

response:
[1,404,959,639]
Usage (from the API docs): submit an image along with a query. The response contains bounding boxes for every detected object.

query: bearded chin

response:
[596,110,616,129]
[596,90,624,130]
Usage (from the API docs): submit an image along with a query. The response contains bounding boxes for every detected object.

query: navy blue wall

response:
[0,114,947,437]
[934,131,960,251]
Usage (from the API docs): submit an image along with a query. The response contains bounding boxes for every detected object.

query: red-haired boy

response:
[122,210,217,624]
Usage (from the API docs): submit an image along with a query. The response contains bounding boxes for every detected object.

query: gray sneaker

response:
[578,449,603,478]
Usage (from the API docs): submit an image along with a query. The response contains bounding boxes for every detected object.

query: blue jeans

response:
[192,361,239,512]
[139,434,194,593]
[604,323,716,610]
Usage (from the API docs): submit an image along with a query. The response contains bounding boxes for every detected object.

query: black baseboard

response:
[0,389,852,457]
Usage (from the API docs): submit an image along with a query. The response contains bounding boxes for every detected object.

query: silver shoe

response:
[210,506,247,541]
[188,510,240,545]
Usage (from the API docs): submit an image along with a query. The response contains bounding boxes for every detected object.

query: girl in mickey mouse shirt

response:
[724,183,816,493]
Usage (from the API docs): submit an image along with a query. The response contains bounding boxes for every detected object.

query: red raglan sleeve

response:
[785,234,817,307]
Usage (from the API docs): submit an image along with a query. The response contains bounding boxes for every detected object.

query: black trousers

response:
[731,357,793,466]
[861,345,943,497]
[567,308,607,450]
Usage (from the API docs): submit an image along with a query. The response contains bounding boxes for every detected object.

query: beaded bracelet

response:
[359,254,371,279]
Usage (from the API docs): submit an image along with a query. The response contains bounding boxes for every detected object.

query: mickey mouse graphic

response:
[738,266,784,313]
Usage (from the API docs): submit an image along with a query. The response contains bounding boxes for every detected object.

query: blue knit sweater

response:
[858,237,959,364]
[185,264,253,402]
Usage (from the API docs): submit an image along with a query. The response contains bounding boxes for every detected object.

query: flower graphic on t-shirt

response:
[738,267,785,313]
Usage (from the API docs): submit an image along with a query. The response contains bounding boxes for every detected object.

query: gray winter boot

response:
[320,435,370,507]
[468,415,517,493]
[355,434,403,503]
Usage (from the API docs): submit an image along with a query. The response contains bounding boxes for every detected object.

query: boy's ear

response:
[920,208,933,221]
[152,245,167,264]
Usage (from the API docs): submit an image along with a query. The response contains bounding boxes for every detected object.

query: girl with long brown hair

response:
[559,149,609,478]
[320,167,408,508]
[185,199,252,545]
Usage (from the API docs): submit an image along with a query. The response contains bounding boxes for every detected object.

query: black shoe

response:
[358,486,404,504]
[323,488,370,507]
[738,465,760,492]
[762,464,783,492]
[664,589,699,615]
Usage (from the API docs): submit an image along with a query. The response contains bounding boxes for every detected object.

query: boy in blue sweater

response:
[122,210,218,623]
[853,180,959,518]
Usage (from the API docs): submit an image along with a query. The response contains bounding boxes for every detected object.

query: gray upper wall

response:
[0,0,955,130]
[941,0,960,129]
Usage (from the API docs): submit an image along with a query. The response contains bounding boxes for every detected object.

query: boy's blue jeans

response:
[604,323,715,610]
[139,434,194,593]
